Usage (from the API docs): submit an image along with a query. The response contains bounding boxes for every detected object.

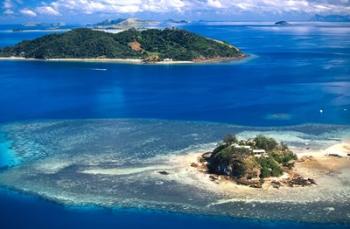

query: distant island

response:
[92,18,189,30]
[94,18,126,27]
[275,21,289,26]
[9,22,71,33]
[0,28,244,64]
[311,14,350,22]
[94,18,161,30]
[192,135,316,188]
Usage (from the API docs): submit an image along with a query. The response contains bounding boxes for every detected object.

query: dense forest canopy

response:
[0,28,243,62]
[205,135,297,180]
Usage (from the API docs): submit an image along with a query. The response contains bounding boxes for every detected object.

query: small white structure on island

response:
[232,143,251,150]
[163,58,173,62]
[253,149,266,157]
[230,143,268,157]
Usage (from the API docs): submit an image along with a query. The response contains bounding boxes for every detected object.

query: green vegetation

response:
[223,134,238,145]
[270,143,297,169]
[204,135,297,180]
[254,135,278,152]
[257,156,283,178]
[0,28,243,62]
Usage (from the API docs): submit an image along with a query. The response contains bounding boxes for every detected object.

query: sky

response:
[1,0,350,24]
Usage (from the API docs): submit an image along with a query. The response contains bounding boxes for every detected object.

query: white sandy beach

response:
[0,56,195,65]
[78,140,350,204]
[147,141,350,204]
[0,56,246,65]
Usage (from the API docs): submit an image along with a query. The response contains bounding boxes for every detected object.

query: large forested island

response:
[0,28,244,63]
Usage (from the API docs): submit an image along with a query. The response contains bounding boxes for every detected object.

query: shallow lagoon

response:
[0,133,19,168]
[0,119,349,225]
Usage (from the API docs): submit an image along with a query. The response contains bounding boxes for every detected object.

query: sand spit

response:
[159,142,350,204]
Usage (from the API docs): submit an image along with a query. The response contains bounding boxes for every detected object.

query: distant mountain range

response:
[93,18,189,30]
[95,19,125,27]
[21,22,66,28]
[165,19,190,25]
[94,18,159,29]
[311,14,350,22]
[9,22,70,32]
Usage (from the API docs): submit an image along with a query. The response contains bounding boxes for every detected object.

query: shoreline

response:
[0,55,247,65]
[180,141,350,200]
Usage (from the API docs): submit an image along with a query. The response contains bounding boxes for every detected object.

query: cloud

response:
[2,0,14,14]
[5,0,350,18]
[36,6,60,16]
[51,0,350,15]
[20,8,37,17]
[207,0,223,9]
[4,9,14,15]
[3,0,13,9]
[202,0,350,14]
[46,0,187,14]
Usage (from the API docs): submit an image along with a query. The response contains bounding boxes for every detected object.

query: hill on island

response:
[201,134,302,188]
[93,18,189,30]
[95,18,126,27]
[0,28,243,62]
[94,18,161,30]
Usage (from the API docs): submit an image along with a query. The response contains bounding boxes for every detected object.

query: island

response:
[0,28,245,64]
[93,18,161,30]
[0,119,350,223]
[94,18,126,27]
[275,21,289,26]
[192,134,317,188]
[311,14,350,22]
[92,18,190,31]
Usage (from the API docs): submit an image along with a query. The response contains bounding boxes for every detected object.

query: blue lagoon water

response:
[0,23,350,228]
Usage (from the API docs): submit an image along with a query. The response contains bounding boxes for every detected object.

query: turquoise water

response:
[0,133,18,168]
[0,119,349,227]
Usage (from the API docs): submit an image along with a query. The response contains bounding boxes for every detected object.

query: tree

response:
[258,157,283,178]
[223,134,238,145]
[0,28,242,61]
[254,135,278,151]
[231,159,246,178]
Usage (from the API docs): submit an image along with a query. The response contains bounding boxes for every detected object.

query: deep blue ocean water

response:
[0,23,349,126]
[0,23,350,228]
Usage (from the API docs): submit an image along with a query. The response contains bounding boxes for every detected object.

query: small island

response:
[0,28,245,64]
[194,135,316,188]
[275,21,289,26]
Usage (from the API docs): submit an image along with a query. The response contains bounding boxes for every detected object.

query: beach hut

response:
[252,149,266,157]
